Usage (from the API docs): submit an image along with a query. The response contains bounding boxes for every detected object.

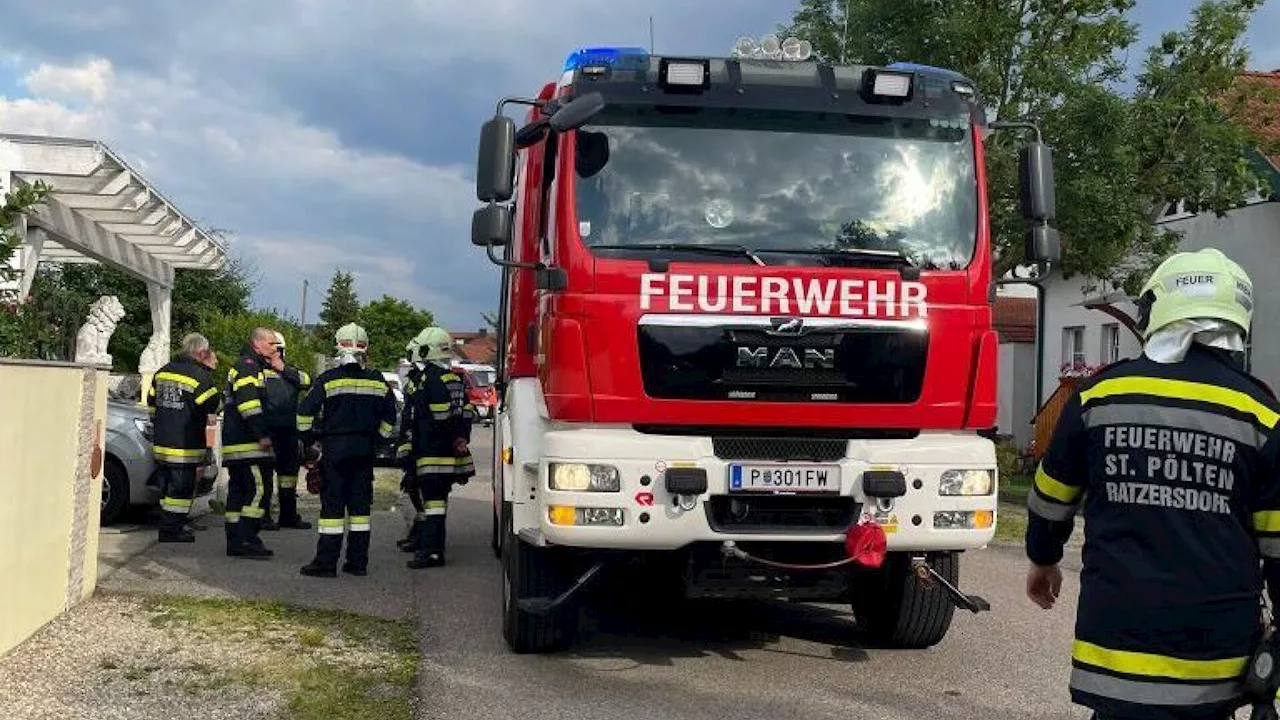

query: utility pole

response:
[299,278,309,330]
[649,16,655,54]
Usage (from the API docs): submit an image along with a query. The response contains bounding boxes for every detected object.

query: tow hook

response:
[516,561,607,616]
[911,557,991,613]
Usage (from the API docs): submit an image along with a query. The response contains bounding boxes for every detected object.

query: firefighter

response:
[404,326,476,569]
[396,332,428,553]
[221,327,283,559]
[1026,248,1280,720]
[297,323,398,578]
[260,330,313,530]
[146,332,221,542]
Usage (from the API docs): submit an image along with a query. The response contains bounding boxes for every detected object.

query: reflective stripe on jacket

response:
[220,348,272,465]
[1026,346,1280,720]
[146,356,221,466]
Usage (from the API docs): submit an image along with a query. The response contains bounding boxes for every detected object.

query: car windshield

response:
[572,106,977,270]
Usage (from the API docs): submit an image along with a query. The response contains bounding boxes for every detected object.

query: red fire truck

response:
[470,39,1058,653]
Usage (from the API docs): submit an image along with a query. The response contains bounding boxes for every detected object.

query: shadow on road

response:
[571,594,872,666]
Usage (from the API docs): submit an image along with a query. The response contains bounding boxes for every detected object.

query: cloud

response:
[0,55,491,326]
[24,57,111,104]
[0,0,805,329]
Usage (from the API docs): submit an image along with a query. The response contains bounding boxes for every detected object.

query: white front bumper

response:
[533,427,998,551]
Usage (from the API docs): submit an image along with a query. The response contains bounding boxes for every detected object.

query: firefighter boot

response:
[301,534,342,578]
[407,512,446,569]
[229,517,273,559]
[343,530,370,577]
[158,510,194,543]
[277,488,311,529]
[398,517,424,553]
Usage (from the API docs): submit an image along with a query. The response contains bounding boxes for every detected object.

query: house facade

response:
[994,294,1038,449]
[1039,197,1279,405]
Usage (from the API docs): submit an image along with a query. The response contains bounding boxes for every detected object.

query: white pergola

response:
[0,132,227,374]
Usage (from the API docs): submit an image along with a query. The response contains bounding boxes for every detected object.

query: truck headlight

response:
[548,463,621,492]
[939,469,993,496]
[133,418,153,442]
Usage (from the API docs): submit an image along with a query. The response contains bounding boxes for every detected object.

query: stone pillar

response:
[137,280,172,405]
[17,224,43,300]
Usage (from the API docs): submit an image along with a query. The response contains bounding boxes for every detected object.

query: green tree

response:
[783,0,1273,289]
[358,295,435,369]
[316,269,359,344]
[0,181,53,358]
[20,250,256,369]
[200,309,324,387]
[0,180,50,293]
[481,311,499,333]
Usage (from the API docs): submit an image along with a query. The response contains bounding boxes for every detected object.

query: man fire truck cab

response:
[471,37,1059,654]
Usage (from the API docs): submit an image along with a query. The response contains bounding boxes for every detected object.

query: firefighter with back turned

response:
[1026,248,1280,720]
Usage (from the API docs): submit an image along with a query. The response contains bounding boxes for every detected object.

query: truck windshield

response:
[572,106,977,270]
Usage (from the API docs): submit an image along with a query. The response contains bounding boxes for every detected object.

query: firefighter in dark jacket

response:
[146,333,221,543]
[221,327,284,559]
[260,330,313,530]
[1026,248,1280,720]
[297,323,398,578]
[401,327,475,569]
[396,332,428,552]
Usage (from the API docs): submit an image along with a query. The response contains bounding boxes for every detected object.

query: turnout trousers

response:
[157,464,198,538]
[262,427,304,525]
[225,462,270,550]
[411,476,451,563]
[309,451,374,572]
[398,459,426,551]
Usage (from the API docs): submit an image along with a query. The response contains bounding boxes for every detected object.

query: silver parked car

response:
[103,396,218,526]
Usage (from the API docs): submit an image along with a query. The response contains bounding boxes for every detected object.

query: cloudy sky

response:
[3,1,1279,328]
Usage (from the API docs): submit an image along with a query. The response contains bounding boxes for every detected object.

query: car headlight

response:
[939,469,993,496]
[133,417,153,442]
[549,463,621,492]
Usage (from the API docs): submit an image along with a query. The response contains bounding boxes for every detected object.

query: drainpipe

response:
[1035,280,1045,406]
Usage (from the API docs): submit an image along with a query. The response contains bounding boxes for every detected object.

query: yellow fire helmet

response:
[335,322,369,354]
[415,326,454,362]
[1137,248,1253,338]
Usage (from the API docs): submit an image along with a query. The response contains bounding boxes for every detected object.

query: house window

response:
[1062,326,1086,369]
[1101,324,1121,365]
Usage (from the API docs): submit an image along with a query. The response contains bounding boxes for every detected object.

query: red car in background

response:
[452,363,498,426]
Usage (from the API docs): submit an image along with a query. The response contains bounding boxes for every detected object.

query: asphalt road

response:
[413,432,1092,720]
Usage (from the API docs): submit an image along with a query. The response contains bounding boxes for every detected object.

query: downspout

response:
[1035,280,1045,406]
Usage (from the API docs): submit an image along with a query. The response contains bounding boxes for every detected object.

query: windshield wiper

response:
[754,247,925,278]
[596,242,766,266]
[755,247,916,265]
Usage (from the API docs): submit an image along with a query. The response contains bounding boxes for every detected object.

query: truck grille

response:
[712,437,848,461]
[706,495,859,533]
[637,319,928,403]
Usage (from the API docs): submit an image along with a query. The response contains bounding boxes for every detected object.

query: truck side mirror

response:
[477,116,517,203]
[1026,223,1061,265]
[471,204,512,247]
[548,92,605,132]
[1018,142,1056,222]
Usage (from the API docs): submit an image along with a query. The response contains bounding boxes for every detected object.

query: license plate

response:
[728,463,841,493]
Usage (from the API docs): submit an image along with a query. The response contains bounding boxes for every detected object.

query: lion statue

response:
[75,295,127,366]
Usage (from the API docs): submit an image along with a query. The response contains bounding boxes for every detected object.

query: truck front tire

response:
[852,552,958,649]
[501,518,576,654]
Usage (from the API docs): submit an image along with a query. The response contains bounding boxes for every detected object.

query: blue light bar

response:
[564,46,650,72]
[886,61,969,83]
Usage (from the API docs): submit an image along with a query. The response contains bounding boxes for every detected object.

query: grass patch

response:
[139,595,418,719]
[994,503,1028,544]
[372,468,404,512]
[1000,472,1032,507]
